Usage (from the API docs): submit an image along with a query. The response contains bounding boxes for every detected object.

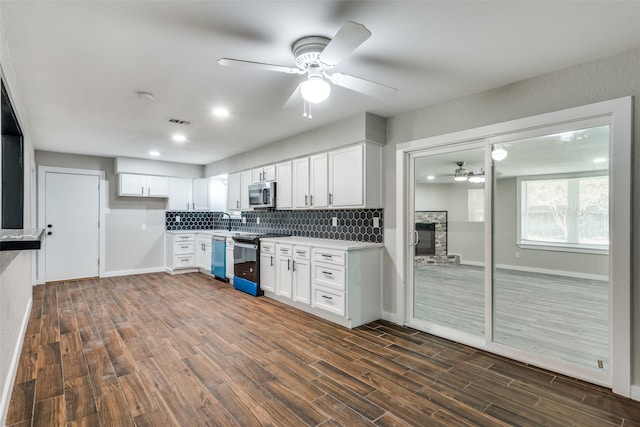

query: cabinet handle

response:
[236,200,240,208]
[329,193,333,205]
[309,195,314,206]
[321,254,332,259]
[292,260,296,272]
[322,270,333,276]
[322,295,333,301]
[270,255,273,267]
[141,186,144,195]
[304,195,308,206]
[148,186,151,196]
[287,259,291,270]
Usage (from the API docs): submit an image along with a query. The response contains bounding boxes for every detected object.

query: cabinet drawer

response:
[277,244,293,257]
[313,263,345,291]
[174,255,194,268]
[312,248,345,265]
[174,242,194,254]
[293,246,310,261]
[261,242,275,254]
[313,287,345,316]
[175,233,195,242]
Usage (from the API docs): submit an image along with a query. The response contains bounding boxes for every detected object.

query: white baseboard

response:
[101,266,165,278]
[495,263,608,281]
[459,260,484,267]
[0,298,32,426]
[631,385,640,402]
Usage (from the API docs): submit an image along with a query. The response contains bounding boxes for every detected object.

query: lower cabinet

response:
[260,237,381,329]
[196,235,212,271]
[166,233,196,272]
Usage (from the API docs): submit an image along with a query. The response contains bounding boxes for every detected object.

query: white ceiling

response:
[2,1,640,165]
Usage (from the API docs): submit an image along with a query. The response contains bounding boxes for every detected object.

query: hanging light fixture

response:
[492,144,508,161]
[300,64,330,104]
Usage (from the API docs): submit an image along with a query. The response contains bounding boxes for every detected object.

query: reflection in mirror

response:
[492,124,610,372]
[412,147,485,337]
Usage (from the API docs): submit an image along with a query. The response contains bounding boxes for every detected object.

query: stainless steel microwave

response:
[248,182,276,209]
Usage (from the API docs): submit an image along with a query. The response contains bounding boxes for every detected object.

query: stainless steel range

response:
[232,233,289,296]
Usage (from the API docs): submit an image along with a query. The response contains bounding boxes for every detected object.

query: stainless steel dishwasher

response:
[211,235,227,281]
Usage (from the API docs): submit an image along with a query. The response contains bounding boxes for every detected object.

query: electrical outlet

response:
[373,217,380,228]
[176,215,181,222]
[256,217,260,224]
[515,251,520,258]
[332,217,338,227]
[141,224,146,231]
[242,217,247,223]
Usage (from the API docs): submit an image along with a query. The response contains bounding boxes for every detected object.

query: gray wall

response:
[34,151,195,274]
[385,48,640,383]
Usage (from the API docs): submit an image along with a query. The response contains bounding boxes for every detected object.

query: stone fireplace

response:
[414,211,459,265]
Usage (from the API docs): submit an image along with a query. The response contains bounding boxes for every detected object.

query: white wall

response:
[384,48,640,384]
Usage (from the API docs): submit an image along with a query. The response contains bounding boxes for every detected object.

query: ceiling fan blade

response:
[319,21,371,66]
[218,58,303,74]
[329,72,397,99]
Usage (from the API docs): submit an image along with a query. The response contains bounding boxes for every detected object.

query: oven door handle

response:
[234,242,258,250]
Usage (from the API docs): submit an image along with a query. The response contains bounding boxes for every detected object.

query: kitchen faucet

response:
[221,212,232,231]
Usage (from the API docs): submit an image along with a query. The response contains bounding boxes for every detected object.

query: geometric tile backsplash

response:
[165,209,384,243]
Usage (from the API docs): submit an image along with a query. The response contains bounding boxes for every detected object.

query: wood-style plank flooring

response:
[6,272,640,426]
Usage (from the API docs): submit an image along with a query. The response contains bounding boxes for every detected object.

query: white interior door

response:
[44,172,99,282]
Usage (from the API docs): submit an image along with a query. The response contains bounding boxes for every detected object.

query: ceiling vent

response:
[168,118,191,125]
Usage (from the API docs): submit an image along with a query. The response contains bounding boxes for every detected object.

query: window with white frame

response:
[519,174,608,249]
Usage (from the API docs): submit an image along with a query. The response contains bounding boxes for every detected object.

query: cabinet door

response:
[203,241,212,271]
[293,258,311,305]
[168,177,193,210]
[146,176,169,197]
[262,165,276,181]
[252,168,264,183]
[310,153,328,208]
[292,157,310,209]
[275,161,292,209]
[329,145,363,207]
[260,253,276,292]
[119,174,146,196]
[192,178,210,210]
[227,172,241,211]
[240,170,253,210]
[196,239,206,269]
[277,257,293,298]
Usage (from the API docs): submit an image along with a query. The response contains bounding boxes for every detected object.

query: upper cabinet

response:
[252,164,276,183]
[192,178,210,210]
[119,174,168,197]
[227,172,241,211]
[240,170,252,211]
[167,177,211,211]
[275,161,292,209]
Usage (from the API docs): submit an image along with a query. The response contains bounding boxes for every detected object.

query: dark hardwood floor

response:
[5,272,640,426]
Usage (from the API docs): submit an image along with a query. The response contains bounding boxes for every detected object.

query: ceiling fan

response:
[218,21,397,118]
[453,162,485,183]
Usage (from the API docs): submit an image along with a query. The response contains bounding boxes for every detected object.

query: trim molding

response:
[101,267,165,278]
[0,297,32,426]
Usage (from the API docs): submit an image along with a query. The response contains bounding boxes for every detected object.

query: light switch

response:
[373,217,380,228]
[141,224,146,230]
[256,217,260,224]
[331,217,338,227]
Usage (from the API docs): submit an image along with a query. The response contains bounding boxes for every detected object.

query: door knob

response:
[47,224,52,228]
[47,231,52,236]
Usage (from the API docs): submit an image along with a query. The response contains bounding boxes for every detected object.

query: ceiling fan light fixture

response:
[301,76,331,104]
[492,144,508,161]
[454,161,468,181]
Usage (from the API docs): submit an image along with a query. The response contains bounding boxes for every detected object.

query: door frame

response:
[395,97,632,396]
[37,166,106,283]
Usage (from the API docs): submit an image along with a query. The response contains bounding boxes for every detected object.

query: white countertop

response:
[260,236,383,250]
[166,229,236,237]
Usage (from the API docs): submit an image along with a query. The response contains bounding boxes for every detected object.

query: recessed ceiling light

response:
[149,150,160,157]
[593,157,607,163]
[172,134,187,143]
[212,108,230,118]
[426,175,435,180]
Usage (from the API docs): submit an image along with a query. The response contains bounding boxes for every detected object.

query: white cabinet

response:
[119,174,168,197]
[196,234,212,271]
[252,165,276,183]
[292,246,311,305]
[166,233,196,272]
[293,158,310,209]
[260,242,276,292]
[192,178,210,210]
[209,177,228,212]
[275,161,292,209]
[276,244,293,298]
[328,143,382,208]
[227,172,241,211]
[168,177,193,210]
[292,154,328,209]
[226,237,235,282]
[240,170,252,211]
